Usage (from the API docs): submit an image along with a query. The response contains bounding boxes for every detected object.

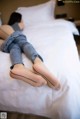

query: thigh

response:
[13,35,27,50]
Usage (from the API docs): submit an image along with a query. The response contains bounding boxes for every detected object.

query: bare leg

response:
[10,64,47,87]
[33,57,61,90]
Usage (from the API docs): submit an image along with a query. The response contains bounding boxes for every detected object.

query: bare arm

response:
[0,25,14,40]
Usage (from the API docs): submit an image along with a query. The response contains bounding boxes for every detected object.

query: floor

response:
[0,111,50,119]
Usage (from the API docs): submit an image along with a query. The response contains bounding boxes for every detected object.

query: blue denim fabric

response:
[1,31,43,66]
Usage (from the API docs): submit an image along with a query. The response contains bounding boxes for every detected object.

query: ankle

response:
[34,57,42,64]
[13,64,24,69]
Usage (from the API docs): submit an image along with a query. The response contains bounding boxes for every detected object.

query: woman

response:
[0,12,60,89]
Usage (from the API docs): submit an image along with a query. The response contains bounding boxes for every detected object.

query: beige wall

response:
[0,0,80,24]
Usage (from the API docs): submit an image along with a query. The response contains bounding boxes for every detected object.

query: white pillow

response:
[16,0,56,25]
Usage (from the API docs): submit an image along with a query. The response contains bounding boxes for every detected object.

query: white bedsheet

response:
[0,19,80,119]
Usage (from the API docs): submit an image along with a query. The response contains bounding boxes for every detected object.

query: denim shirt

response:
[0,31,26,53]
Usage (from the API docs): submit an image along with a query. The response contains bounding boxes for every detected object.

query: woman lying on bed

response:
[0,12,60,90]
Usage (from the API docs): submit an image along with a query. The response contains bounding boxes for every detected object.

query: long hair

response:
[8,12,22,25]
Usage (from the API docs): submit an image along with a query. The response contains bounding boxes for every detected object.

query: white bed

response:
[0,0,80,119]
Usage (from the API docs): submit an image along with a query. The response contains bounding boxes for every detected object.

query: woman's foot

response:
[33,62,60,90]
[10,64,47,87]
